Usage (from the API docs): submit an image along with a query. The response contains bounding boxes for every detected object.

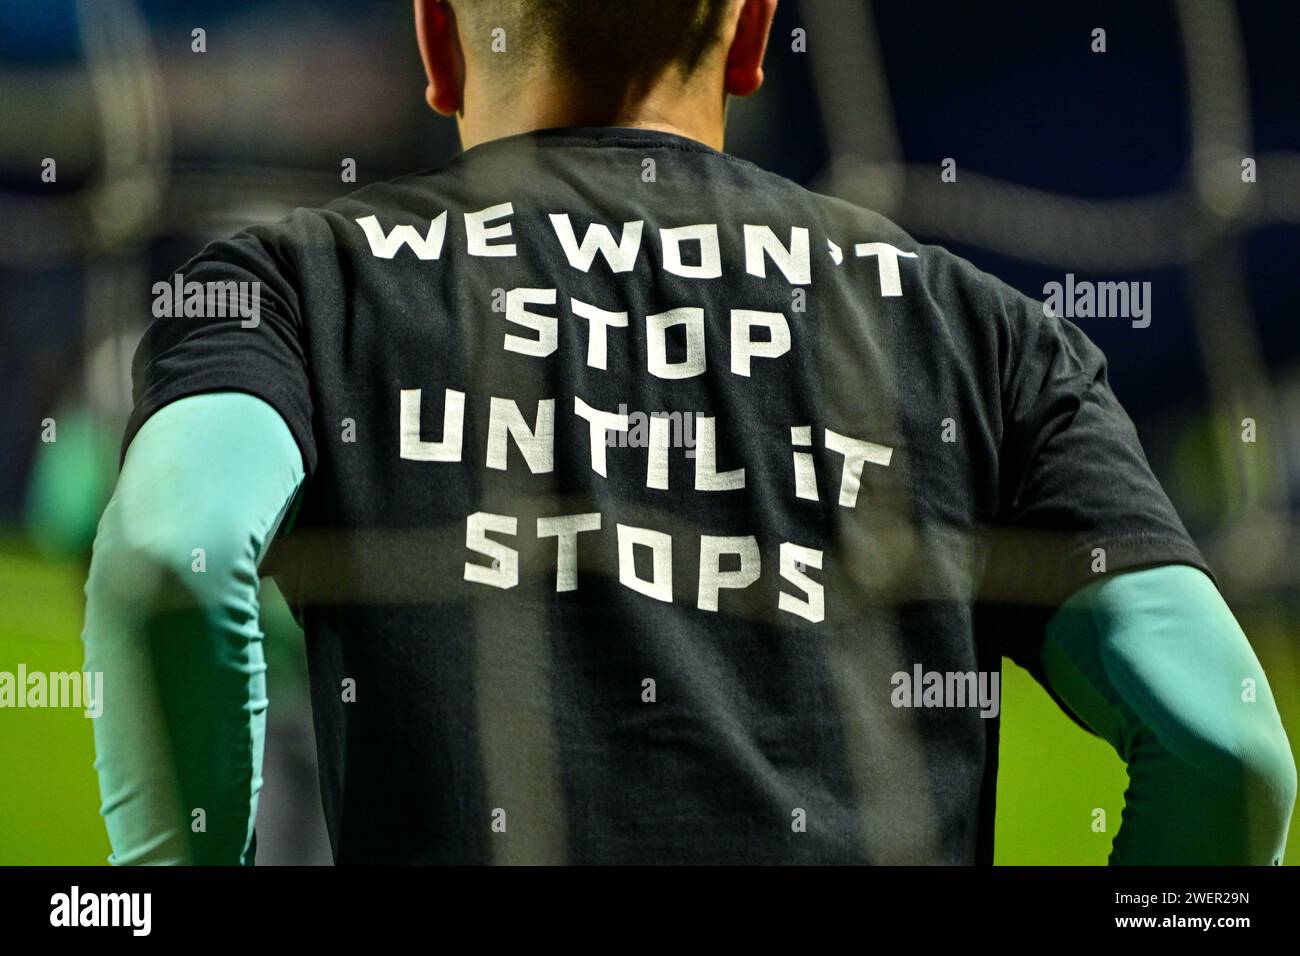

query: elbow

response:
[1241,727,1297,861]
[84,504,254,625]
[1203,719,1298,864]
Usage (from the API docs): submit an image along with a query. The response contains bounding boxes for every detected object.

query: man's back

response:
[125,126,1207,863]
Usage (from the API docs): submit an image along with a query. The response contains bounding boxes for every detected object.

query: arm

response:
[1042,564,1297,864]
[82,392,305,864]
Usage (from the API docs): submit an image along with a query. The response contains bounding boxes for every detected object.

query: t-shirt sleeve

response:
[984,281,1214,667]
[123,225,318,474]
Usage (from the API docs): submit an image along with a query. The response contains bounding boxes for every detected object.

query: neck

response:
[455,68,729,152]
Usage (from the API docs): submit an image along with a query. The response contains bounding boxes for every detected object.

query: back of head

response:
[457,0,734,87]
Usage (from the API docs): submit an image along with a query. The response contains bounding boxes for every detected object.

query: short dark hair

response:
[459,0,733,85]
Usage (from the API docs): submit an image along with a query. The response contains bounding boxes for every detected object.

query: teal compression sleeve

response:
[82,392,305,865]
[1043,565,1297,864]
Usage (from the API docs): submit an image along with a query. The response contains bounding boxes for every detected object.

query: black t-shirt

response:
[126,126,1211,864]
